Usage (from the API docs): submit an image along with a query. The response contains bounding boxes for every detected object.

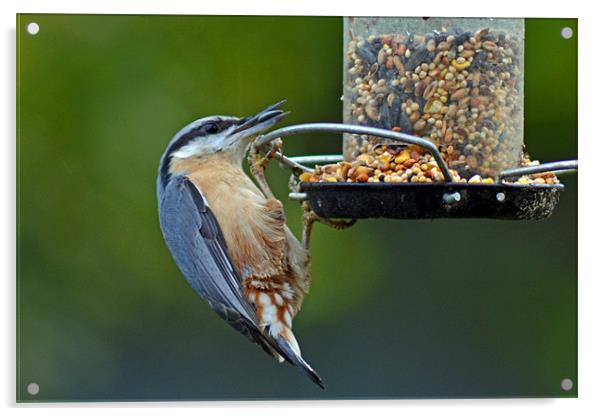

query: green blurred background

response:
[16,15,577,401]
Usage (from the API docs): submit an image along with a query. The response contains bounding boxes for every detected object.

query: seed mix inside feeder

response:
[251,17,577,223]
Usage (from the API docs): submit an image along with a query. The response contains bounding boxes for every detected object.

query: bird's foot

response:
[317,217,357,230]
[262,138,283,162]
[304,206,355,230]
[249,138,283,172]
[301,203,356,250]
[248,139,283,199]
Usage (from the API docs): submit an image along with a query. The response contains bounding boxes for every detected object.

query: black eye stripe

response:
[204,123,219,134]
[168,118,237,154]
[189,119,236,137]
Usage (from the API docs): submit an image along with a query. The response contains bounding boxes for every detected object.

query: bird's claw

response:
[263,138,283,160]
[301,202,356,250]
[249,138,283,173]
[248,138,283,199]
[303,203,355,229]
[312,215,356,230]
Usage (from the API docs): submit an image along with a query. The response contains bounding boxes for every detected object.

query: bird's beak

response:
[231,100,289,139]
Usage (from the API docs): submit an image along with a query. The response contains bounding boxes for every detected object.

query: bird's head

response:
[158,100,288,188]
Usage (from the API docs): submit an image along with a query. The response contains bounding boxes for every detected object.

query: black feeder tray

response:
[298,182,565,220]
[254,123,577,221]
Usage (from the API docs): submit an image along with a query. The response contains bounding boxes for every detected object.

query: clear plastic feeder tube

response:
[343,17,524,179]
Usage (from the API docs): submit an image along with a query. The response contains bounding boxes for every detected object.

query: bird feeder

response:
[343,17,524,179]
[251,17,577,223]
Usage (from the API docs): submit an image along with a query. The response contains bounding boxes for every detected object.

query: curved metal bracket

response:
[255,123,454,182]
[288,155,344,165]
[499,160,578,179]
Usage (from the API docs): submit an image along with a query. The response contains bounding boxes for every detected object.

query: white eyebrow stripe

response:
[171,141,204,158]
[170,130,230,159]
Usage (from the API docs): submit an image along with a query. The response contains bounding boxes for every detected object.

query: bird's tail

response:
[237,316,325,388]
[272,332,325,389]
[247,286,324,388]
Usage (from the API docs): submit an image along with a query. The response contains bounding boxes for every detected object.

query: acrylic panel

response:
[16,14,577,401]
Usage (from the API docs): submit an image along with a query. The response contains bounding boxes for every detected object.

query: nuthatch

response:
[157,101,324,388]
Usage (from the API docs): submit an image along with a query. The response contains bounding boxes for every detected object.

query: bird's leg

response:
[248,138,283,199]
[301,202,356,250]
[301,202,316,251]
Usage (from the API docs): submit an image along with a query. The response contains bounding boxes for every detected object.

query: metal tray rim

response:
[300,182,565,191]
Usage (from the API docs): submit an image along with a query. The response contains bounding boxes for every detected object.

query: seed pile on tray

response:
[506,159,561,185]
[343,27,523,178]
[299,145,559,185]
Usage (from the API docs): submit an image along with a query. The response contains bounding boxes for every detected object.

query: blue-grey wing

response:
[158,174,325,388]
[158,175,267,345]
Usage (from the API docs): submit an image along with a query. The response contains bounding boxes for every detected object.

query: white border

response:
[3,0,598,415]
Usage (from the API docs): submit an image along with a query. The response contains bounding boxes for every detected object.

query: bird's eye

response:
[204,123,219,135]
